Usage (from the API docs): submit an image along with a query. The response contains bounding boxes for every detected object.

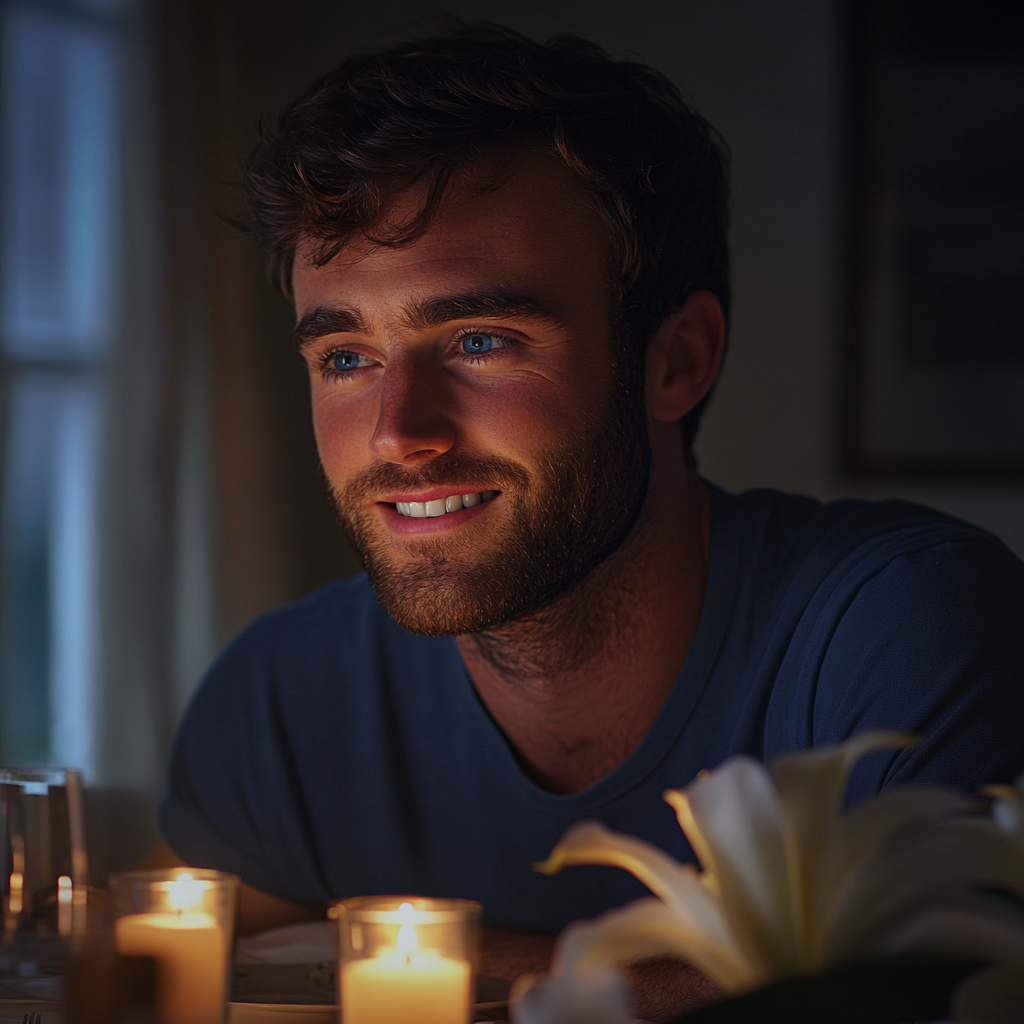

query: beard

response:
[329,370,651,637]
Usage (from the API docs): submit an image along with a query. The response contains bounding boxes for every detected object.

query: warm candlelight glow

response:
[57,874,73,936]
[168,871,202,912]
[8,871,23,915]
[343,953,471,1024]
[113,870,236,1024]
[337,898,479,1024]
[397,901,417,956]
[117,911,224,1024]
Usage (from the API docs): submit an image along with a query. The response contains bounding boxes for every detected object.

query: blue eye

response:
[461,333,497,355]
[332,351,366,371]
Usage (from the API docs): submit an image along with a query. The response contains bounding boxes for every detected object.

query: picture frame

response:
[843,0,1024,478]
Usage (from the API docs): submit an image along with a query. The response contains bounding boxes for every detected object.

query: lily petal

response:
[825,821,1024,963]
[982,784,1024,837]
[535,821,733,943]
[768,731,917,961]
[554,897,760,994]
[981,784,1018,802]
[883,904,1024,967]
[666,757,798,976]
[818,787,976,953]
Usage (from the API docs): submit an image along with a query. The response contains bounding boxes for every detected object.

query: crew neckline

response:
[459,482,742,809]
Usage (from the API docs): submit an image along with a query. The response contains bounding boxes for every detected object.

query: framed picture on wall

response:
[843,0,1024,477]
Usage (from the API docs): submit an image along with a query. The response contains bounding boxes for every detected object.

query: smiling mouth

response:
[394,490,499,518]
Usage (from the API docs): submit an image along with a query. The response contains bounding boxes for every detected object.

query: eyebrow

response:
[293,306,369,348]
[293,290,574,349]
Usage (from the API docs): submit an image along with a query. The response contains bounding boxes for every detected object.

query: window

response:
[0,0,126,772]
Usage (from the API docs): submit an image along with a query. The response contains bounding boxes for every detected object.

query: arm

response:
[623,957,723,1022]
[144,842,554,973]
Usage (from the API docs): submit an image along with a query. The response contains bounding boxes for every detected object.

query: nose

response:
[370,355,458,464]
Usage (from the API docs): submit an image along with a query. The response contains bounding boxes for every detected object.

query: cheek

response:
[310,389,376,479]
[467,375,580,451]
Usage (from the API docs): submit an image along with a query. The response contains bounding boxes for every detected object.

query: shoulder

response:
[195,574,388,693]
[824,532,1024,795]
[168,573,408,761]
[712,482,1007,556]
[175,571,466,742]
[713,485,1024,791]
[710,483,1021,601]
[711,483,1024,674]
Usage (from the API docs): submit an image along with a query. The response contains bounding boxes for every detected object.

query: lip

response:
[377,494,498,534]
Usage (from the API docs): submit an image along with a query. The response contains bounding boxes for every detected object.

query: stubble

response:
[330,366,651,645]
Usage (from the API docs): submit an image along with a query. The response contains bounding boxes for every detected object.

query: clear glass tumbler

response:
[333,896,481,1024]
[110,868,238,1024]
[1,766,89,938]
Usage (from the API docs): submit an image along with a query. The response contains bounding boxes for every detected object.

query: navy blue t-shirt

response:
[160,486,1024,931]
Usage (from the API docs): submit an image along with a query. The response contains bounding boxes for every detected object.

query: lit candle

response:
[8,871,23,915]
[114,872,226,1024]
[341,902,473,1024]
[57,874,72,937]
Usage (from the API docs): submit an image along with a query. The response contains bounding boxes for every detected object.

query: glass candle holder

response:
[109,868,238,1024]
[1,766,88,938]
[333,896,482,1024]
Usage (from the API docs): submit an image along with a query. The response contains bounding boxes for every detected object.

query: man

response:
[153,24,1024,1020]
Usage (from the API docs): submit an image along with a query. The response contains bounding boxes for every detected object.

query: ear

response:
[645,290,727,423]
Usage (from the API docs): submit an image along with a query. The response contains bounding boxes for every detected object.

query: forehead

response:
[291,150,614,318]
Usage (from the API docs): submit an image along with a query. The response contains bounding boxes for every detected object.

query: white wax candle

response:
[342,952,472,1024]
[116,911,226,1024]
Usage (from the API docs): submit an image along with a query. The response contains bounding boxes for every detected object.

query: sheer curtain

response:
[1,2,118,780]
[0,0,216,880]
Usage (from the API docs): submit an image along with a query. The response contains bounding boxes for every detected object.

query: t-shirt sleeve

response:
[158,618,333,907]
[811,538,1024,802]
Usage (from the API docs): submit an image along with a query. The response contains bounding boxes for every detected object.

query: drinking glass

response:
[1,767,89,937]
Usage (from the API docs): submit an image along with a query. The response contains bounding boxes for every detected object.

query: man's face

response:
[293,151,650,635]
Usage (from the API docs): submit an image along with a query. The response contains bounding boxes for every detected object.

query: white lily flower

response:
[931,775,1024,1024]
[983,775,1024,838]
[528,731,1024,1002]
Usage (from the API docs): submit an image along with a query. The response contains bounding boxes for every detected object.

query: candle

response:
[114,872,227,1024]
[57,874,72,936]
[342,954,471,1024]
[338,900,476,1024]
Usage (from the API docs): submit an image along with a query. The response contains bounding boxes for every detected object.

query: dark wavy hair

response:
[241,23,731,447]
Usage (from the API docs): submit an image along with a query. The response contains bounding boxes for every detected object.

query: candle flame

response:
[8,871,23,914]
[396,901,417,955]
[58,875,73,904]
[168,871,202,912]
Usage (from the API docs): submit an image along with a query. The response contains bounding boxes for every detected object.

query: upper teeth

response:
[396,491,497,518]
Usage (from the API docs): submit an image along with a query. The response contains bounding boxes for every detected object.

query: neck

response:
[457,440,711,794]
